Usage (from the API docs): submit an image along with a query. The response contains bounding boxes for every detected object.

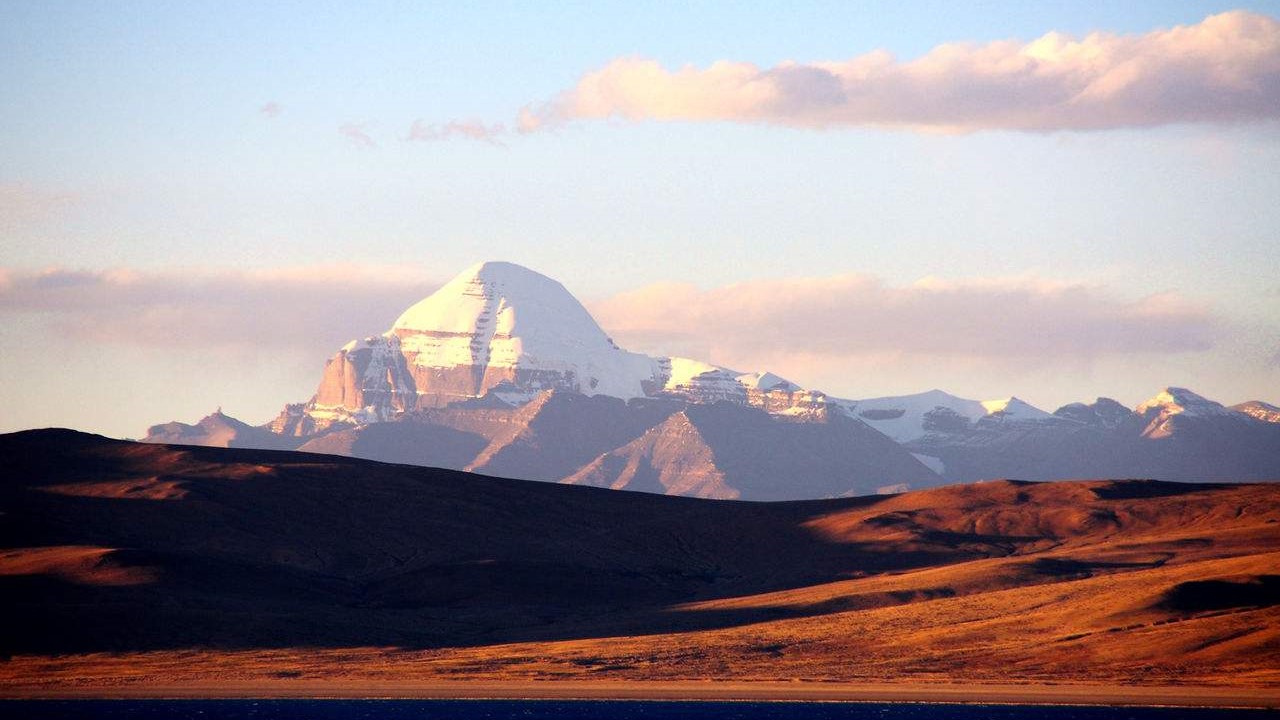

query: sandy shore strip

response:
[3,681,1278,708]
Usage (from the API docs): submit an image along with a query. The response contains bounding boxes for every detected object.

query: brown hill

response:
[1,429,1277,694]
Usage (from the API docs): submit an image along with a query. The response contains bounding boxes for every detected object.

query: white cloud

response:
[589,273,1221,369]
[0,265,439,354]
[522,11,1280,133]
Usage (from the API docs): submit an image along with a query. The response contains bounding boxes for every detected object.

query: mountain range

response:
[145,261,1280,499]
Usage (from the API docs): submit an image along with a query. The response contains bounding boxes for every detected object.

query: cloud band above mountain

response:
[0,266,437,355]
[589,274,1221,365]
[1,267,1219,366]
[518,11,1280,133]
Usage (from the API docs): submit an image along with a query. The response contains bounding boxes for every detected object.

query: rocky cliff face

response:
[566,403,940,500]
[1053,398,1131,429]
[307,335,419,429]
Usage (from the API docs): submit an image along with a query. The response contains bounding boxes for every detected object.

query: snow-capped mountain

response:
[831,390,1066,443]
[1234,400,1280,424]
[287,261,833,433]
[144,261,1280,498]
[298,261,658,429]
[1135,386,1239,440]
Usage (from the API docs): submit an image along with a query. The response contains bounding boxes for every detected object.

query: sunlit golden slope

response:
[1,429,1276,694]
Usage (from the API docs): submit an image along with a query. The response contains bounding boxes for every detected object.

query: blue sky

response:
[2,1,1278,437]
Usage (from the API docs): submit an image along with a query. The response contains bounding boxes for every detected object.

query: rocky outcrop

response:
[146,410,304,451]
[465,392,682,482]
[566,403,941,500]
[305,335,419,429]
[1053,397,1131,429]
[564,411,734,498]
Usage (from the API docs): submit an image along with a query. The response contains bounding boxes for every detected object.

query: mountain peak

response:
[315,260,658,411]
[1136,387,1232,418]
[980,396,1051,420]
[1053,397,1131,429]
[393,261,590,334]
[1233,400,1280,423]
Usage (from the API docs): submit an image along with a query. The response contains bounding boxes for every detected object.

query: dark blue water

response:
[0,701,1274,719]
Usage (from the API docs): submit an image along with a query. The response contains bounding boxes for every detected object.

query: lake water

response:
[0,700,1274,719]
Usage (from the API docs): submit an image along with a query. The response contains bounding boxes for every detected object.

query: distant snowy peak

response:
[1134,387,1241,440]
[842,390,1060,442]
[1135,387,1235,419]
[1233,400,1280,424]
[655,357,822,414]
[842,389,987,443]
[980,397,1053,421]
[737,371,799,392]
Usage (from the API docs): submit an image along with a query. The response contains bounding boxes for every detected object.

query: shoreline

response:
[3,681,1278,709]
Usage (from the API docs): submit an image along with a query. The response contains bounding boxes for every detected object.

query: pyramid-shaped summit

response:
[390,261,655,398]
[297,261,660,430]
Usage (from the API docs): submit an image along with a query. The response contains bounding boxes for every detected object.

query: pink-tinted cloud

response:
[589,274,1222,370]
[406,118,507,146]
[339,123,377,148]
[0,265,439,354]
[259,101,282,118]
[522,11,1280,133]
[0,266,1227,382]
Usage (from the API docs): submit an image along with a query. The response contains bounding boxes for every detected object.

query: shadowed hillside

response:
[1,429,1277,691]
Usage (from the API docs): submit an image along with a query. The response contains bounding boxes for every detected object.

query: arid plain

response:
[1,429,1277,706]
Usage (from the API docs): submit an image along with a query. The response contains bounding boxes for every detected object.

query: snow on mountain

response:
[837,389,988,443]
[1134,387,1241,439]
[980,397,1053,421]
[736,371,799,392]
[1233,400,1280,424]
[391,261,658,400]
[296,262,834,429]
[658,357,743,398]
[287,261,1059,437]
[1136,387,1235,419]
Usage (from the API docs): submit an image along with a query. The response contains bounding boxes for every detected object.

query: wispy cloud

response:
[589,274,1222,370]
[0,265,439,354]
[259,101,282,118]
[521,10,1280,133]
[339,123,377,148]
[406,119,508,146]
[0,266,1229,393]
